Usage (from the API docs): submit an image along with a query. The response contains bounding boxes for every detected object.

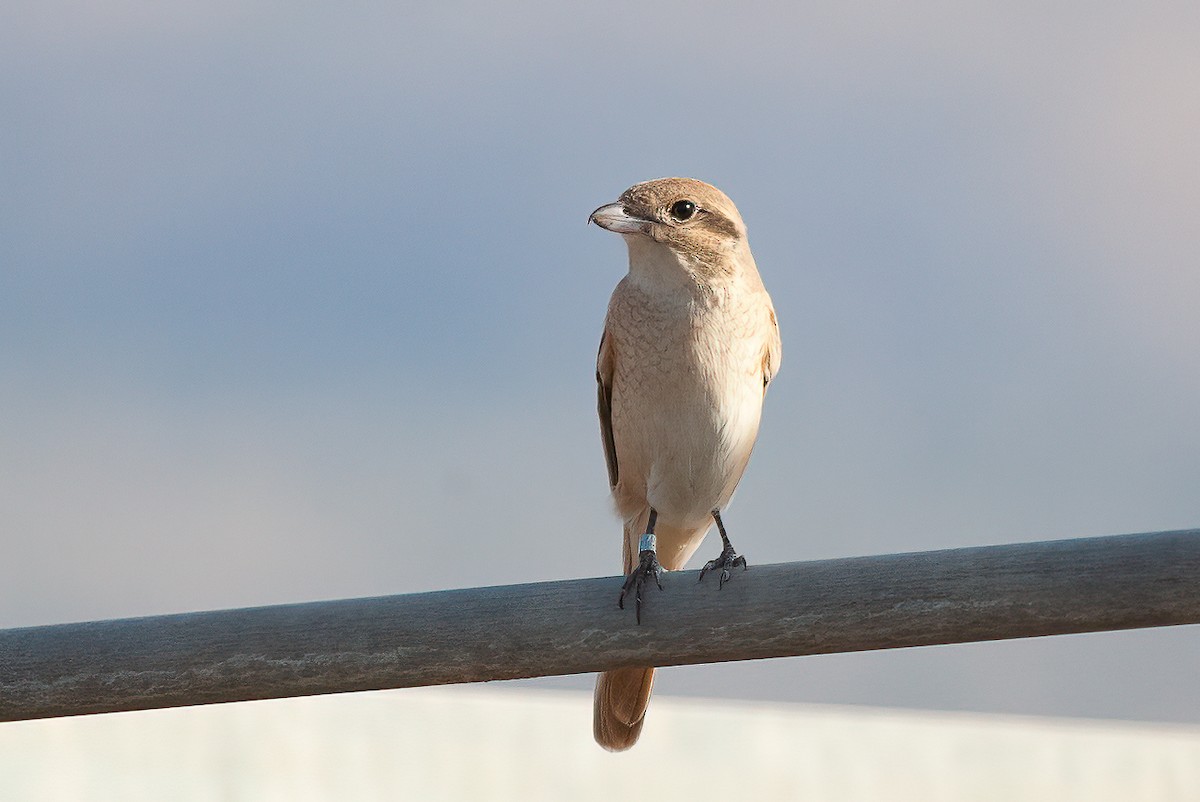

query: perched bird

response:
[588,177,782,751]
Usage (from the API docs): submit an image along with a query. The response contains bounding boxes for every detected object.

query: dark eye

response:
[669,199,696,222]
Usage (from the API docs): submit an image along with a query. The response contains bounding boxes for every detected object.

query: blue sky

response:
[2,2,1199,722]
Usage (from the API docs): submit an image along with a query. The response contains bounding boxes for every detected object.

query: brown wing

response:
[596,329,618,488]
[762,304,782,393]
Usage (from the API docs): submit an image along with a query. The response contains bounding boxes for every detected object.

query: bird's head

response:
[589,177,750,278]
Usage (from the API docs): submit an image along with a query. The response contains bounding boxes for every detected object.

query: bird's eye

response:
[669,199,696,222]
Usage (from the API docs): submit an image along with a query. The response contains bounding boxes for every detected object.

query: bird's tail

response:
[593,512,709,751]
[593,665,655,751]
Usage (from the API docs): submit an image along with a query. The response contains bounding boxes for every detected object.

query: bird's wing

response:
[762,304,782,393]
[596,328,619,488]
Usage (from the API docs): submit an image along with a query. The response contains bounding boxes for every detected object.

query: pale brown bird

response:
[588,177,782,751]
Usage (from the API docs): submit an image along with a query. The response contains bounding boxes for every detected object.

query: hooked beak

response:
[588,202,650,235]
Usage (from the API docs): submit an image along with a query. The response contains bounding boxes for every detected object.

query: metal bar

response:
[2,529,1198,722]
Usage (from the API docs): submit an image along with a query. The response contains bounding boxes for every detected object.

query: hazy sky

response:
[3,3,1198,723]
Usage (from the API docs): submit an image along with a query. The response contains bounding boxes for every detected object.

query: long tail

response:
[593,665,655,751]
[593,513,708,751]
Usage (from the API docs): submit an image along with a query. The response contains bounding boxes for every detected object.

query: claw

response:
[618,548,664,624]
[699,546,748,589]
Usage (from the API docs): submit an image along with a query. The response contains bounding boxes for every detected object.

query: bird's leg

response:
[618,508,664,624]
[698,509,748,589]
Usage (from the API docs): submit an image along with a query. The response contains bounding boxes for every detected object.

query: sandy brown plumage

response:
[589,178,781,751]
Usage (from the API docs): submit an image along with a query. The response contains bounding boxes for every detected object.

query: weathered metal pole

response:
[2,529,1198,722]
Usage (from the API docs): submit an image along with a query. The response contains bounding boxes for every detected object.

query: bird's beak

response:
[589,202,649,234]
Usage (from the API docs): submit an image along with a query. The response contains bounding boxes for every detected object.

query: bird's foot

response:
[618,541,664,625]
[698,545,747,589]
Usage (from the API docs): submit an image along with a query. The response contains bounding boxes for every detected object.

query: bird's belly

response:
[612,365,763,528]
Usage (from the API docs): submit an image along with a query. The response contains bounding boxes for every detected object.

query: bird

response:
[588,177,782,751]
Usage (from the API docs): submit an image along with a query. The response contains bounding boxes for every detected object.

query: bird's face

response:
[590,178,749,275]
